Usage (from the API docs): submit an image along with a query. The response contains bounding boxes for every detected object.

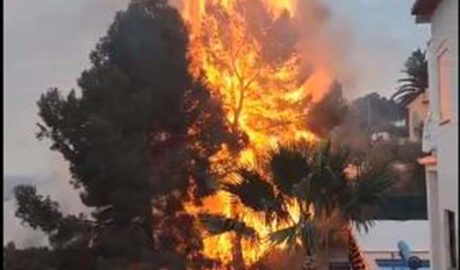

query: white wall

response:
[355,221,430,269]
[406,92,429,141]
[425,0,459,268]
[426,168,442,269]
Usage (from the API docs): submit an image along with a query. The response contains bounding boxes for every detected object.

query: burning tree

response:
[176,0,352,267]
[184,0,328,147]
[199,141,394,269]
[7,0,386,269]
[29,0,234,269]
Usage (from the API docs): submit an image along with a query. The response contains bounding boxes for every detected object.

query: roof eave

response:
[415,15,432,23]
[417,154,437,166]
[411,0,442,24]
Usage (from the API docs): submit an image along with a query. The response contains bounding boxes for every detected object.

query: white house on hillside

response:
[404,92,429,142]
[412,0,459,269]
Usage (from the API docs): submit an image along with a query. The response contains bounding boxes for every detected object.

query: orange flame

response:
[176,0,336,266]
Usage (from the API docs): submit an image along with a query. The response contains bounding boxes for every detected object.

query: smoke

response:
[293,0,354,101]
[170,0,354,103]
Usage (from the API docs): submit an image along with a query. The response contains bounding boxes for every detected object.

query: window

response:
[445,210,457,268]
[437,49,452,122]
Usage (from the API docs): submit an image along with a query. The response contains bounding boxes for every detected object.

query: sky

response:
[3,0,429,246]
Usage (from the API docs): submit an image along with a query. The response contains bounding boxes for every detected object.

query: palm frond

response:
[397,77,423,84]
[392,49,428,104]
[326,144,350,173]
[224,168,285,221]
[198,213,257,238]
[397,83,423,91]
[308,141,349,216]
[343,169,395,229]
[299,220,317,253]
[268,143,311,197]
[392,90,422,105]
[267,225,298,250]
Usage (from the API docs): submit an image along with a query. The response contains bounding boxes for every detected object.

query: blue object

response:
[376,259,430,270]
[397,241,423,269]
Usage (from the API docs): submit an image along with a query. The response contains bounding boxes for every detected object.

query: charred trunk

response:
[232,233,245,270]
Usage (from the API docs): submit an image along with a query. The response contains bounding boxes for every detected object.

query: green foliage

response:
[4,243,57,270]
[392,48,428,105]
[13,185,63,234]
[308,141,350,215]
[268,143,311,197]
[225,168,281,213]
[344,170,395,232]
[265,141,394,252]
[36,0,191,230]
[267,225,297,249]
[204,139,394,263]
[29,0,231,268]
[6,185,97,270]
[267,220,317,255]
[13,185,94,254]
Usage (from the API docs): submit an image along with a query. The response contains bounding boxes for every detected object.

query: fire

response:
[176,0,336,267]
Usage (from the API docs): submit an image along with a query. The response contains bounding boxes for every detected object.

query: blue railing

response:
[376,259,430,270]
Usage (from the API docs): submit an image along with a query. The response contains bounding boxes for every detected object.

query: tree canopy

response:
[8,0,231,269]
[391,48,428,105]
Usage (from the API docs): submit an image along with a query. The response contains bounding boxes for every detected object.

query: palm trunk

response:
[232,233,245,270]
[347,225,368,270]
[301,252,315,270]
[231,200,245,270]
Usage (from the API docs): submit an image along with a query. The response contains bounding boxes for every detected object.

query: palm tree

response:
[392,49,428,105]
[200,141,394,269]
[198,213,257,269]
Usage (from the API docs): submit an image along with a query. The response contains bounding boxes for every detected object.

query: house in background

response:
[412,0,459,269]
[404,92,429,142]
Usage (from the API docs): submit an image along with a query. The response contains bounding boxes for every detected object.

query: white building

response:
[356,221,431,269]
[405,92,429,142]
[412,0,459,269]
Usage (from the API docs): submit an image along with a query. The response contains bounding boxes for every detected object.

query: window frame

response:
[436,48,453,124]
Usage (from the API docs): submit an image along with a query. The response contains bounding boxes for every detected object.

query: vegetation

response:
[5,1,232,269]
[200,141,394,269]
[4,1,426,269]
[305,82,348,138]
[332,90,427,220]
[391,48,428,105]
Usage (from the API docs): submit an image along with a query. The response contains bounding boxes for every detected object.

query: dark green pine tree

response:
[7,185,96,270]
[34,0,232,268]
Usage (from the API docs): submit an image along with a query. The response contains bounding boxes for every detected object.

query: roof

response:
[355,220,430,252]
[412,0,442,23]
[418,154,437,166]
